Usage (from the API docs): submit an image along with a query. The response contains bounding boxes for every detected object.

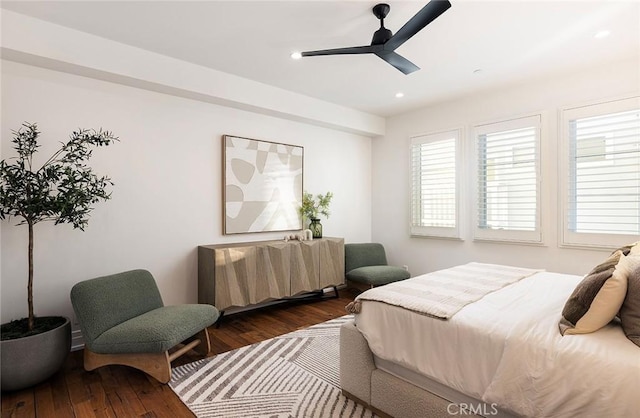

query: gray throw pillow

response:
[559,242,640,336]
[559,250,626,335]
[620,265,640,347]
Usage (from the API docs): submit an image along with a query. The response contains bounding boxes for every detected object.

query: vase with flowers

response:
[299,191,333,238]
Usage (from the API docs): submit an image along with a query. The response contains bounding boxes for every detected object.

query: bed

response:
[340,260,640,418]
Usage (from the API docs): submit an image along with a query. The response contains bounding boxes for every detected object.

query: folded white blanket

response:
[354,262,544,319]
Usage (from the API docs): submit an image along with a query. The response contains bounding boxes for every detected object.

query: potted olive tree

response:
[299,191,333,238]
[0,122,118,391]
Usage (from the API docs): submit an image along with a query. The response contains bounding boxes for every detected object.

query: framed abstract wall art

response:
[223,135,304,234]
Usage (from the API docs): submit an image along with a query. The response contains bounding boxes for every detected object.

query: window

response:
[410,129,461,238]
[473,115,542,243]
[561,97,640,248]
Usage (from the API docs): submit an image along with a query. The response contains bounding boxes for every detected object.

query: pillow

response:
[559,243,640,336]
[616,242,637,257]
[559,250,629,335]
[559,251,627,335]
[620,266,640,348]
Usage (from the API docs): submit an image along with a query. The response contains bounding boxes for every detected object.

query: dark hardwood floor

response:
[1,289,358,418]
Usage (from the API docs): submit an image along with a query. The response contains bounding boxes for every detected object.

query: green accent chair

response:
[70,269,219,383]
[345,243,410,288]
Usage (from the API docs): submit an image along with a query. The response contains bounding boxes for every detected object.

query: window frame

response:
[559,96,640,249]
[409,128,463,239]
[472,114,543,244]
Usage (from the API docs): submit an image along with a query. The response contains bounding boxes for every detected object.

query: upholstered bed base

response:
[340,320,480,418]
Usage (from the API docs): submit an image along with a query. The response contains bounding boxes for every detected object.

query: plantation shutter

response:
[410,130,460,238]
[561,97,640,247]
[474,115,541,243]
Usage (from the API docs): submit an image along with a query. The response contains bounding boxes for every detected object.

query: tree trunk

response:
[28,220,34,331]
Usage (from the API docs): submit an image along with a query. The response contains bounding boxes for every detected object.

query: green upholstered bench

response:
[70,269,219,383]
[345,243,410,288]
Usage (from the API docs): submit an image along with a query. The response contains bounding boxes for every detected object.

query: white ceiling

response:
[2,0,639,117]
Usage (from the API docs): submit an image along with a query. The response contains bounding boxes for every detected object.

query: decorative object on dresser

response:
[309,218,323,239]
[223,135,303,235]
[284,230,313,241]
[299,190,333,238]
[198,237,344,317]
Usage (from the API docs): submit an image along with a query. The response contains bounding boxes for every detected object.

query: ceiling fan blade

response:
[384,0,451,51]
[375,51,420,75]
[301,45,378,57]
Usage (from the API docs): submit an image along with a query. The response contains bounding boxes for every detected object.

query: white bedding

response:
[355,270,640,417]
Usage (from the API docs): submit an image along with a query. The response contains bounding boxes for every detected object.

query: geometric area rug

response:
[169,315,377,417]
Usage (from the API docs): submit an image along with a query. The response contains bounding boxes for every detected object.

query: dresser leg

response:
[214,310,225,328]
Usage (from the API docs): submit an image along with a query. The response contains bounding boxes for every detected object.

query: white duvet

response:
[355,271,640,417]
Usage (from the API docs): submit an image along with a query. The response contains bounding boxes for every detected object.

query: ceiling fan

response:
[299,0,452,75]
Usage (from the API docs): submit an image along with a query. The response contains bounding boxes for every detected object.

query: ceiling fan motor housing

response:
[372,4,392,45]
[372,27,393,45]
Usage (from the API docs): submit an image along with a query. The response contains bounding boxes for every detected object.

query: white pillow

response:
[560,243,640,336]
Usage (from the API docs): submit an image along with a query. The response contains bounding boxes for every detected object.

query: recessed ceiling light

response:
[395,92,404,98]
[473,69,483,74]
[594,30,610,39]
[290,52,302,60]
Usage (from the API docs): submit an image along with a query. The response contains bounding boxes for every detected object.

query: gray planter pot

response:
[1,317,71,392]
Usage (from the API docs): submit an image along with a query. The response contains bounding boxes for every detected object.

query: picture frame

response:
[223,135,304,234]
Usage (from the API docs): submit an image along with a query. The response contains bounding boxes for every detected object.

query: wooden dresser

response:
[198,237,344,311]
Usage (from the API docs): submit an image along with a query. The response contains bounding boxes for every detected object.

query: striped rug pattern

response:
[169,315,376,418]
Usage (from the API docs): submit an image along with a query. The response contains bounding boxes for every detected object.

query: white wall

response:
[1,9,385,137]
[373,57,640,276]
[0,61,372,326]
